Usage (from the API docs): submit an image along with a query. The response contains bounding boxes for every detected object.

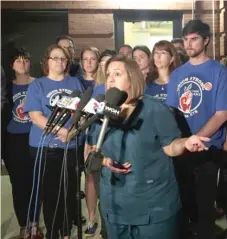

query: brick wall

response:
[1,1,193,10]
[68,11,115,57]
[2,1,226,60]
[219,0,227,64]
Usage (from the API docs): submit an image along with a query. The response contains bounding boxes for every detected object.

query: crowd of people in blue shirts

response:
[1,19,227,239]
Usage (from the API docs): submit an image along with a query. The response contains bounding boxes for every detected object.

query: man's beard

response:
[186,48,204,58]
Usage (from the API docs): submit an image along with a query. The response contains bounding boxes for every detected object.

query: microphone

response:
[43,90,81,135]
[69,94,105,140]
[68,87,93,132]
[95,87,128,152]
[50,91,82,135]
[43,92,68,135]
[52,90,81,125]
[54,90,103,137]
[83,94,105,115]
[45,92,70,112]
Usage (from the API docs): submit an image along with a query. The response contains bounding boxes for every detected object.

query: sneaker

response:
[216,208,225,218]
[84,221,98,237]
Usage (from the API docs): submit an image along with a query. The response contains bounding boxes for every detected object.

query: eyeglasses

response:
[48,57,68,62]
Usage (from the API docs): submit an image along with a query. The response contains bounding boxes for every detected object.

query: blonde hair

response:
[105,55,145,103]
[94,64,106,86]
[95,53,116,86]
[80,47,100,80]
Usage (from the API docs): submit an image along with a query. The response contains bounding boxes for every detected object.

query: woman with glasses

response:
[145,40,180,102]
[24,44,84,239]
[56,35,82,77]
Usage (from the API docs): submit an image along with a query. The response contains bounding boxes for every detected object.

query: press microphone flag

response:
[69,94,106,139]
[43,90,81,135]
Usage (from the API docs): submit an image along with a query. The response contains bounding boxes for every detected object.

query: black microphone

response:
[68,87,93,132]
[95,87,128,152]
[43,92,67,135]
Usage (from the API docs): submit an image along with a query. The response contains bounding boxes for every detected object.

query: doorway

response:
[124,21,173,50]
[114,10,183,50]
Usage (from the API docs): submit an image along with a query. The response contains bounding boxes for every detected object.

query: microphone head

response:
[95,94,105,102]
[77,87,93,111]
[70,90,81,98]
[105,87,128,106]
[61,92,70,96]
[70,87,93,127]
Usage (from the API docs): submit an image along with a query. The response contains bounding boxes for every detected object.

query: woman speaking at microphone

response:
[24,44,84,239]
[85,55,211,239]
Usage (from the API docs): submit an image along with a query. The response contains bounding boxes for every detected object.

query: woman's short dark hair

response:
[10,48,31,66]
[42,44,71,76]
[132,45,151,58]
[171,38,184,45]
[119,44,132,51]
[56,35,74,47]
[100,49,117,61]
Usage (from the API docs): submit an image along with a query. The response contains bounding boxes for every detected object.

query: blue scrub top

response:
[87,95,181,225]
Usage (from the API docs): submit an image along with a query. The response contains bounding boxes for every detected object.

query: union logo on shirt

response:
[179,84,193,113]
[177,77,212,117]
[16,98,29,120]
[13,93,30,123]
[47,89,72,107]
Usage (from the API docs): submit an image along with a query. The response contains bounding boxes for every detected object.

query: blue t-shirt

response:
[166,59,227,148]
[24,76,84,149]
[77,75,95,90]
[7,83,32,134]
[145,81,168,102]
[92,83,105,97]
[87,95,181,224]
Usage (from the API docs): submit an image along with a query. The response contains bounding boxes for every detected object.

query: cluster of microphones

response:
[43,87,128,144]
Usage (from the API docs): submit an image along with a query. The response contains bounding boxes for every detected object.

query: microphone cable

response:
[50,130,70,239]
[33,136,55,232]
[63,141,70,238]
[24,135,46,238]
